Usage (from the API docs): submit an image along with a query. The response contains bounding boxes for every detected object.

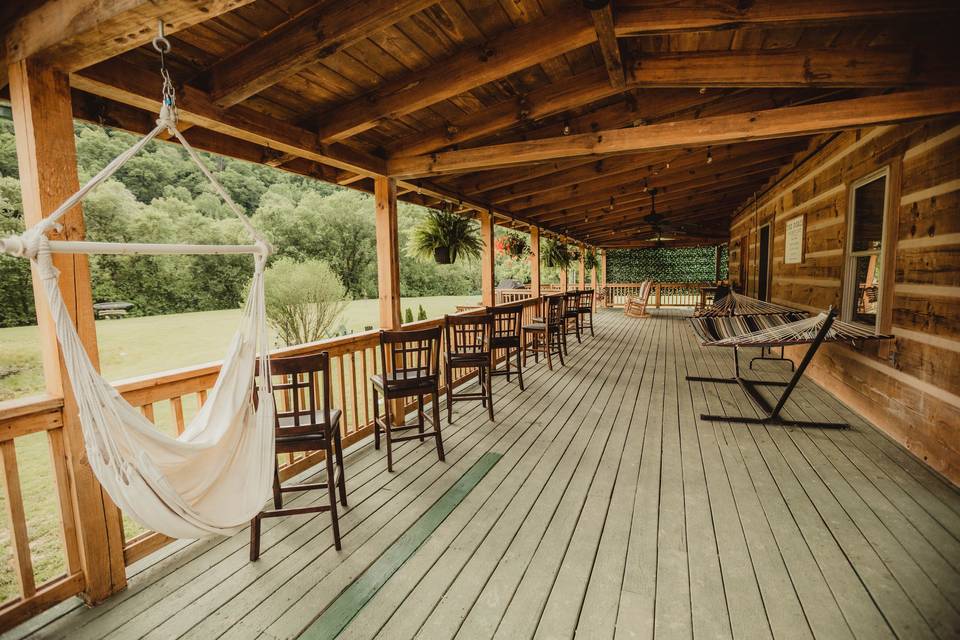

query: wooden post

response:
[591,263,597,287]
[374,176,401,329]
[560,266,568,293]
[529,225,541,298]
[577,243,586,290]
[374,176,404,424]
[601,249,607,287]
[9,58,126,603]
[655,283,662,308]
[479,210,495,307]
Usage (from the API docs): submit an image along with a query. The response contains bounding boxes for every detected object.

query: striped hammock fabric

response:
[696,292,804,317]
[691,312,893,348]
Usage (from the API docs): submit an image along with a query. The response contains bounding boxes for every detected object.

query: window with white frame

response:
[843,169,888,328]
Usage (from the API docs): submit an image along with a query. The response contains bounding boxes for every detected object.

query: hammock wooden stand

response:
[687,308,849,429]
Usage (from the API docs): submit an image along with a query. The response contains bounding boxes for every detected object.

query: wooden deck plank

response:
[332,313,643,640]
[678,330,776,639]
[12,309,960,640]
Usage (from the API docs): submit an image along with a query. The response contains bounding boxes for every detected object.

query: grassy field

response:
[0,294,476,603]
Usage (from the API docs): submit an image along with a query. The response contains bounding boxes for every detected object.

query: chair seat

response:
[276,408,341,432]
[446,353,491,367]
[523,322,547,331]
[563,310,578,318]
[578,306,592,313]
[491,335,520,349]
[370,371,437,392]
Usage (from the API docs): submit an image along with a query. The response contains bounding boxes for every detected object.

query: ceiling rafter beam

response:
[201,0,435,108]
[387,87,960,177]
[589,0,626,89]
[315,5,596,143]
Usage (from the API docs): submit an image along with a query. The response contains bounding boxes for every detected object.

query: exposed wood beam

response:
[1,0,253,88]
[625,48,957,88]
[589,1,625,89]
[202,0,435,107]
[613,0,957,36]
[71,59,386,177]
[388,87,960,177]
[315,6,596,142]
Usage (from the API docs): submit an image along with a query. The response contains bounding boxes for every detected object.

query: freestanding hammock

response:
[694,291,808,371]
[687,308,893,429]
[0,56,277,538]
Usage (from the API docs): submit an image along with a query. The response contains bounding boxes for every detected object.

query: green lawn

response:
[0,294,477,603]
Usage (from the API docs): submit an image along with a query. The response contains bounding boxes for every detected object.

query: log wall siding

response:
[728,116,960,484]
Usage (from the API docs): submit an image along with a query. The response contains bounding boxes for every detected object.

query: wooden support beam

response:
[613,0,956,36]
[1,0,254,88]
[71,59,385,177]
[8,58,126,604]
[600,249,607,292]
[530,225,541,298]
[375,177,402,330]
[479,211,496,307]
[389,87,960,177]
[316,7,596,142]
[625,48,957,88]
[590,2,625,89]
[203,0,434,107]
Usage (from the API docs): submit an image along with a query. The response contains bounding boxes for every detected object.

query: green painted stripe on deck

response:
[298,452,503,640]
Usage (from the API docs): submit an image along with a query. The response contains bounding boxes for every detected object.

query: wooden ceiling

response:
[2,0,959,247]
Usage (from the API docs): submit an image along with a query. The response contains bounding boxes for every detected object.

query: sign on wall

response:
[784,215,805,264]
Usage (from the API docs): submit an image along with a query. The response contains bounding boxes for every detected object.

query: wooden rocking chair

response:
[625,281,653,318]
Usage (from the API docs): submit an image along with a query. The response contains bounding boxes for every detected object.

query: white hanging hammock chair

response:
[0,43,277,539]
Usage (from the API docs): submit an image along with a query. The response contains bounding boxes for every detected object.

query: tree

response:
[262,258,348,346]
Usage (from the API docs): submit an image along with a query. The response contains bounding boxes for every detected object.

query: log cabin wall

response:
[728,116,960,484]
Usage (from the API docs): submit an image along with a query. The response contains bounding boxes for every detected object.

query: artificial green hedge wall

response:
[607,246,728,283]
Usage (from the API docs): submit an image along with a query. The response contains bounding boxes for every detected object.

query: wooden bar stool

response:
[444,313,495,423]
[250,352,346,561]
[487,304,525,391]
[561,290,581,353]
[371,327,444,472]
[577,288,595,337]
[522,294,565,370]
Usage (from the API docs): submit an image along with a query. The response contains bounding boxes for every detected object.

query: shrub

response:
[417,305,427,321]
[262,258,348,346]
[404,307,415,324]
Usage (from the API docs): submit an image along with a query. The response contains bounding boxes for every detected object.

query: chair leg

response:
[249,513,262,561]
[373,388,381,450]
[588,312,595,337]
[325,439,342,550]
[516,346,525,391]
[272,462,282,509]
[480,366,487,408]
[432,383,445,462]
[384,398,394,473]
[505,348,511,382]
[575,316,582,343]
[445,364,454,424]
[417,394,425,442]
[545,332,553,371]
[486,364,494,421]
[335,428,347,507]
[556,329,565,366]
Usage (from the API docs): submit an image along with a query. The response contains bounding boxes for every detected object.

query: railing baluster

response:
[141,403,155,423]
[47,428,81,575]
[350,351,359,436]
[0,440,37,598]
[171,397,185,435]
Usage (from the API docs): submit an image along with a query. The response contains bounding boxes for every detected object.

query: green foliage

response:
[583,248,599,271]
[0,119,482,328]
[417,305,427,321]
[497,230,529,259]
[262,258,348,346]
[411,209,483,263]
[607,246,728,282]
[404,307,415,324]
[542,238,575,269]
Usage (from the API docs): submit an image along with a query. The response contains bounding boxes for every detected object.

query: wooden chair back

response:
[378,326,441,390]
[544,294,565,326]
[444,313,493,357]
[578,289,594,310]
[488,304,523,340]
[267,352,333,438]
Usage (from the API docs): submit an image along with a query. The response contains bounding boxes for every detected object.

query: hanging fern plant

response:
[411,207,483,264]
[542,238,575,269]
[497,231,529,259]
[583,247,599,271]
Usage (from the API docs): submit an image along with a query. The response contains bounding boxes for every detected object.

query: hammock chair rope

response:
[0,32,279,539]
[694,310,893,349]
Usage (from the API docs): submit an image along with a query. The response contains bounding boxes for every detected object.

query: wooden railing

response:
[494,283,563,305]
[604,282,715,308]
[0,294,549,629]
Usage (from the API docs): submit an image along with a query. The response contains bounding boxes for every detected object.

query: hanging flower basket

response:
[412,207,483,265]
[498,232,529,259]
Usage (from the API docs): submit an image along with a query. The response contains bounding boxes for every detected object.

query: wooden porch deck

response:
[10,309,960,640]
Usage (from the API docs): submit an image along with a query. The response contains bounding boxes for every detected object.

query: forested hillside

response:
[0,120,480,327]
